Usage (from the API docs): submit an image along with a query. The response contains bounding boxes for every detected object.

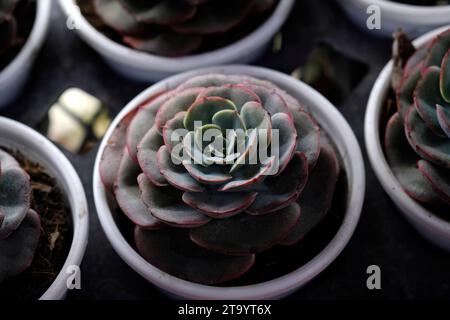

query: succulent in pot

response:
[336,0,450,38]
[0,117,88,300]
[0,0,35,70]
[365,25,450,251]
[388,28,450,209]
[0,0,51,108]
[0,149,40,283]
[81,0,279,57]
[58,0,294,81]
[97,69,357,289]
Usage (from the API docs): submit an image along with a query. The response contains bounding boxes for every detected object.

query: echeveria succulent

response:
[85,0,278,56]
[100,73,341,284]
[0,149,40,284]
[0,0,34,69]
[387,29,450,206]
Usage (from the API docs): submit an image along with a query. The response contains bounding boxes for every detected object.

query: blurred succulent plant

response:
[84,0,278,56]
[0,0,35,70]
[387,29,450,207]
[0,149,40,284]
[100,73,341,284]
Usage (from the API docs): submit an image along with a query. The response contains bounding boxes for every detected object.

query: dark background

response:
[3,0,450,299]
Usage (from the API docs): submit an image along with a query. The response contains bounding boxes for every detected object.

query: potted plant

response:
[0,0,51,108]
[365,25,450,251]
[337,0,450,38]
[58,0,295,82]
[0,117,89,300]
[93,65,365,299]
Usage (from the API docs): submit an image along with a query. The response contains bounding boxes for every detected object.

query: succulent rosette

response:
[100,73,341,284]
[387,29,450,207]
[0,0,34,69]
[87,0,278,57]
[0,149,40,283]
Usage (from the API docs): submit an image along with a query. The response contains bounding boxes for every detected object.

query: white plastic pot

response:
[0,0,52,109]
[93,65,365,300]
[0,117,89,300]
[58,0,295,82]
[365,25,450,251]
[337,0,450,38]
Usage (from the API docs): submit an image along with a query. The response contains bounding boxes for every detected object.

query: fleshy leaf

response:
[157,146,205,192]
[243,84,290,116]
[197,85,261,112]
[162,111,186,152]
[404,106,450,169]
[127,92,170,162]
[386,112,441,203]
[246,152,308,215]
[182,191,257,218]
[190,203,300,256]
[94,0,144,35]
[423,29,450,68]
[0,210,40,284]
[123,30,202,57]
[397,67,421,117]
[183,97,237,131]
[114,152,163,229]
[119,0,196,25]
[135,227,255,285]
[418,160,450,204]
[138,174,210,228]
[441,49,450,103]
[0,151,31,240]
[414,66,448,135]
[293,110,321,169]
[281,143,340,245]
[211,109,245,132]
[100,110,136,190]
[219,156,276,192]
[183,160,233,184]
[155,88,203,133]
[137,126,168,186]
[172,0,255,35]
[437,105,450,138]
[271,112,297,175]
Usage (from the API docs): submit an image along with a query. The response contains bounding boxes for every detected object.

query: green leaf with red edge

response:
[0,210,40,284]
[135,227,255,285]
[190,203,300,256]
[114,151,163,229]
[385,112,441,203]
[281,142,340,245]
[441,49,450,103]
[138,173,210,228]
[404,106,450,169]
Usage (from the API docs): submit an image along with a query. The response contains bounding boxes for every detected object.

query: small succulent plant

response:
[84,0,278,57]
[0,0,34,70]
[100,73,341,284]
[387,29,450,207]
[0,149,40,284]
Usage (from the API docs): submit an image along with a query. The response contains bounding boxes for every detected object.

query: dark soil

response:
[0,149,72,300]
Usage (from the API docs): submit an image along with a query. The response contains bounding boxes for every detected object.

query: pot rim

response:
[93,65,365,300]
[348,0,450,15]
[0,0,51,84]
[0,117,89,300]
[58,0,294,73]
[364,25,450,242]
